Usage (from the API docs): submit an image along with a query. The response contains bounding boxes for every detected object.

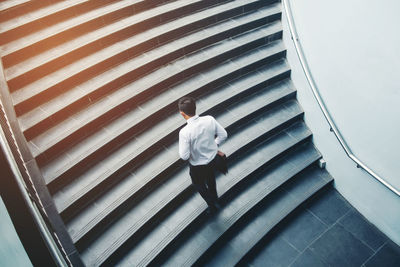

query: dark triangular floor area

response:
[239,186,400,267]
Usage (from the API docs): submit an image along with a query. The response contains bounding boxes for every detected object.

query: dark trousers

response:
[189,156,218,207]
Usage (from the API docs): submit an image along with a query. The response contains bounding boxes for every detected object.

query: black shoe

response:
[206,204,218,215]
[212,198,221,209]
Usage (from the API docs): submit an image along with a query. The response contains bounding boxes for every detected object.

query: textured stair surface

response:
[160,164,333,267]
[0,1,337,266]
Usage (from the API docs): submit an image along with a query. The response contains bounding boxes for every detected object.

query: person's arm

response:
[214,119,227,146]
[179,130,190,161]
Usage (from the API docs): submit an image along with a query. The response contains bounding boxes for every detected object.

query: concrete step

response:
[0,0,50,22]
[80,121,314,266]
[17,3,281,140]
[6,0,245,95]
[101,122,315,266]
[47,65,290,213]
[54,73,295,223]
[64,97,303,246]
[162,163,333,266]
[54,73,294,220]
[0,0,118,45]
[1,0,175,68]
[6,0,277,92]
[54,72,294,214]
[37,39,287,189]
[198,167,334,267]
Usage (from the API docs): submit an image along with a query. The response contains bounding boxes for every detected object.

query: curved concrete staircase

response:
[0,0,333,266]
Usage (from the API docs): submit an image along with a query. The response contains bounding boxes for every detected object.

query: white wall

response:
[282,0,400,245]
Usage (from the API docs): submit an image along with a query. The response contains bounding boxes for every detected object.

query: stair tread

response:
[165,159,332,267]
[66,143,183,240]
[1,0,147,59]
[42,58,289,192]
[79,156,190,266]
[105,122,314,267]
[8,0,193,95]
[54,76,295,218]
[6,0,275,84]
[32,38,284,158]
[0,0,30,12]
[7,0,251,94]
[203,167,333,267]
[0,2,334,267]
[16,4,281,134]
[0,0,91,35]
[66,97,302,244]
[38,40,287,183]
[25,31,283,156]
[80,121,313,266]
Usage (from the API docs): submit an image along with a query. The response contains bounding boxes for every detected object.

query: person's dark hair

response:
[178,96,196,116]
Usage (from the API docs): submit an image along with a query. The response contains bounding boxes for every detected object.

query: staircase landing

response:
[243,187,400,267]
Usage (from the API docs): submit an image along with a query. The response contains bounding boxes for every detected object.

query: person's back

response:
[179,115,224,166]
[178,97,227,214]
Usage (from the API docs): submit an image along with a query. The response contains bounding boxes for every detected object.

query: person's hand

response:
[217,150,225,157]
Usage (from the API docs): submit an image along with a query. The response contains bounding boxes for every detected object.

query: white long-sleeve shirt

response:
[179,115,227,166]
